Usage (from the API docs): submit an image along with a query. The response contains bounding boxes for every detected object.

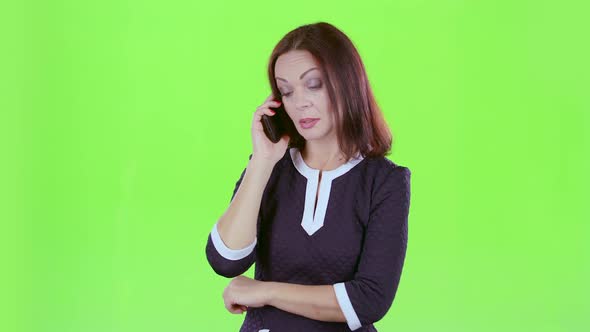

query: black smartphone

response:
[262,101,293,143]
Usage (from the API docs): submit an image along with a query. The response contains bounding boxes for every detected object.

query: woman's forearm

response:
[266,282,346,323]
[217,157,274,249]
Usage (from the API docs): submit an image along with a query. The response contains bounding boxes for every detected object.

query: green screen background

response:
[2,0,589,331]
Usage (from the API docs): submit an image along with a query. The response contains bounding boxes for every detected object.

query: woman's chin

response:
[301,133,325,142]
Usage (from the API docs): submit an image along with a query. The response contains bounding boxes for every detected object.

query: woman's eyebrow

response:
[275,67,318,83]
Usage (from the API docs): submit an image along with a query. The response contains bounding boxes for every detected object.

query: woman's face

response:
[274,50,336,142]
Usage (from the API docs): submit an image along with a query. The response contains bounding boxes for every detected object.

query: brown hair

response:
[267,21,394,161]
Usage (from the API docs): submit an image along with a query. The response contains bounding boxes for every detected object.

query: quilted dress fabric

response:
[206,147,411,332]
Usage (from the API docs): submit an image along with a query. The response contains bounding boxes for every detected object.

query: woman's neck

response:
[300,145,346,171]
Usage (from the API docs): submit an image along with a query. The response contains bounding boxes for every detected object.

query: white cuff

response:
[210,222,256,260]
[333,282,362,331]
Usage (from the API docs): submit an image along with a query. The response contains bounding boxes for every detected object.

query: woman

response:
[205,22,412,332]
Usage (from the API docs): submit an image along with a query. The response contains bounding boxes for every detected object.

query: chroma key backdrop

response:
[2,0,588,331]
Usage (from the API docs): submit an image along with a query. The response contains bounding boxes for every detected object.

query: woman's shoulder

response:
[357,157,411,212]
[270,148,411,184]
[273,148,293,170]
[361,155,411,180]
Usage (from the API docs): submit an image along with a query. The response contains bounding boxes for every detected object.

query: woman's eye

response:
[281,83,322,97]
[309,81,322,89]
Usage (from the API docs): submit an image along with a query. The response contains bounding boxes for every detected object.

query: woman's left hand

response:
[222,275,272,314]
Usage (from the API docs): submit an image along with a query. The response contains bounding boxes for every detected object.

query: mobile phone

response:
[262,101,293,143]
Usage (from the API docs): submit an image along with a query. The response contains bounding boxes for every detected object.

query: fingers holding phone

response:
[251,94,290,164]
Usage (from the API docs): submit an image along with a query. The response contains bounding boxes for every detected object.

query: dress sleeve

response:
[333,166,411,330]
[205,153,258,278]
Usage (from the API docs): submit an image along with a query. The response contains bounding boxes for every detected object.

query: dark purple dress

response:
[206,147,411,332]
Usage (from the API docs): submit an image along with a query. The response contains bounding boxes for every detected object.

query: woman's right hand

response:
[250,94,290,165]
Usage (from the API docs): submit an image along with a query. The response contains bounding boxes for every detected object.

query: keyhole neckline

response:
[289,147,364,181]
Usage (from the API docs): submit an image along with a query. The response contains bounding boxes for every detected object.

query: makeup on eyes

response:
[279,78,322,95]
[279,79,322,97]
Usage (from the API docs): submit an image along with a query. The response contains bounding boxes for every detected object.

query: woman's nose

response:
[292,91,312,110]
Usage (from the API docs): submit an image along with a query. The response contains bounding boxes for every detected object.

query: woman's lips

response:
[299,118,320,129]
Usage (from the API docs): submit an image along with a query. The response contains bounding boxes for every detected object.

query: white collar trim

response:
[289,147,364,236]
